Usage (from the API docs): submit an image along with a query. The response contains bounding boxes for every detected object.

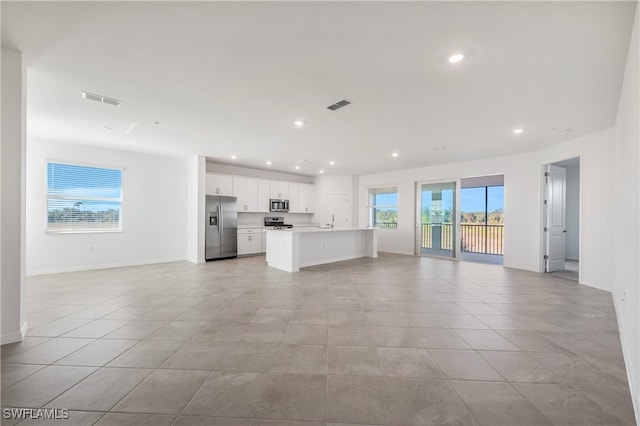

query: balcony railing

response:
[460,223,504,255]
[421,223,504,255]
[421,223,454,251]
[374,221,398,228]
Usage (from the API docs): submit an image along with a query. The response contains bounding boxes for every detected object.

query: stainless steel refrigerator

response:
[205,195,238,260]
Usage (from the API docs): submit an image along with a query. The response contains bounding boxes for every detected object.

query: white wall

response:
[1,47,27,344]
[26,139,189,275]
[613,5,639,421]
[358,128,615,291]
[207,161,314,184]
[313,175,358,227]
[187,155,206,264]
[564,164,580,260]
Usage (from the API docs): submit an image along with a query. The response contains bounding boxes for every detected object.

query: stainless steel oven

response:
[270,199,289,212]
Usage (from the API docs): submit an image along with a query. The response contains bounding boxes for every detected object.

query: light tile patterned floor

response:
[1,254,635,425]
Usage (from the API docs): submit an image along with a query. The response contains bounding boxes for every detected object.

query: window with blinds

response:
[368,186,398,228]
[46,162,122,232]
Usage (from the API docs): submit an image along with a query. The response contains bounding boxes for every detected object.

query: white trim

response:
[1,321,27,345]
[614,298,640,424]
[25,257,186,276]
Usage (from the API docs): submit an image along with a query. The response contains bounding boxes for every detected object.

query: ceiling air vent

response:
[81,91,122,107]
[326,99,351,111]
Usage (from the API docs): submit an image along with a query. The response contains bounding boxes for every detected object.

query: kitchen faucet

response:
[327,214,335,228]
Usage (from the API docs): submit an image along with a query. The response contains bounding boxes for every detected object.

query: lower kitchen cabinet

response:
[237,228,265,256]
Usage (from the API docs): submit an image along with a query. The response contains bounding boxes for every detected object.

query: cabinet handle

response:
[248,236,252,241]
[216,188,220,194]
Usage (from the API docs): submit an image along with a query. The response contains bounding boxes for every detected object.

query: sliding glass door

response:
[417,181,457,258]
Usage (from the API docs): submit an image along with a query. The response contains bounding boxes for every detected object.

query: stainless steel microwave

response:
[270,199,289,212]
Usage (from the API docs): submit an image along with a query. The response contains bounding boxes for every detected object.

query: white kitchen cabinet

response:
[234,176,258,212]
[261,229,266,252]
[298,183,315,213]
[269,180,289,199]
[257,179,270,212]
[283,182,313,213]
[206,173,234,196]
[288,183,300,213]
[237,228,263,255]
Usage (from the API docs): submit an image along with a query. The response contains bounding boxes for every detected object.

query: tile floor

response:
[1,254,635,425]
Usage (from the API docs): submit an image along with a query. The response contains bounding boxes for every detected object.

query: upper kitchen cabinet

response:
[206,173,234,196]
[288,182,314,213]
[233,177,271,213]
[288,183,300,213]
[234,176,258,212]
[299,183,315,213]
[269,180,289,199]
[257,179,270,212]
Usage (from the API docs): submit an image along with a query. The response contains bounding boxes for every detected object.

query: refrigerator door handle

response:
[220,204,224,236]
[218,204,222,236]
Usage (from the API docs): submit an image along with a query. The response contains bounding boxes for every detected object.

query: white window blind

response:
[46,162,122,232]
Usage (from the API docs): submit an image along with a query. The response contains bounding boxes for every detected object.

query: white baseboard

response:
[1,321,27,345]
[26,257,187,276]
[614,298,640,424]
[377,249,415,256]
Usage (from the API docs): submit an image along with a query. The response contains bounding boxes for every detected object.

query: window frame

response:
[45,160,124,234]
[368,185,399,229]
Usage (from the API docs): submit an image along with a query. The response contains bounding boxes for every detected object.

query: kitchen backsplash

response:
[237,212,314,226]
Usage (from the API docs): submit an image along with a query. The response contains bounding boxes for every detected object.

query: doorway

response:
[459,175,504,265]
[543,157,580,281]
[416,181,457,258]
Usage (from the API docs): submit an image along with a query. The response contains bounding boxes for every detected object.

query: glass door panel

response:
[419,182,456,258]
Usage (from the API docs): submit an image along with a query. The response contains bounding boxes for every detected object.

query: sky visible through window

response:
[376,187,503,212]
[462,186,504,212]
[374,193,397,206]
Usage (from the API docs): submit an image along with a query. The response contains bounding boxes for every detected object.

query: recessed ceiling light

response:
[513,128,524,134]
[319,169,325,174]
[266,161,272,165]
[102,126,111,131]
[448,53,464,63]
[231,155,237,160]
[392,152,399,157]
[294,120,304,127]
[295,165,300,170]
[329,161,335,166]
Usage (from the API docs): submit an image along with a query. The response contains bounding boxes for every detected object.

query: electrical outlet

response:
[87,245,94,253]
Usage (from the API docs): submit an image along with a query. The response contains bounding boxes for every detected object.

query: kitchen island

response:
[266,227,377,272]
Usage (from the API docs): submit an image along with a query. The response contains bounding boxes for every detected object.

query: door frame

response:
[540,157,582,281]
[415,178,461,259]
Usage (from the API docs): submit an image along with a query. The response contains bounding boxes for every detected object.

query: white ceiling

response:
[2,1,636,176]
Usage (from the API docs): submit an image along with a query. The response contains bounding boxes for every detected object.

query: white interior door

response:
[545,165,567,272]
[325,194,350,228]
